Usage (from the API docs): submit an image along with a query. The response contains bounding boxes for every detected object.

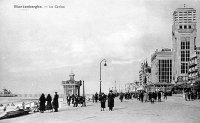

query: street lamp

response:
[100,59,107,94]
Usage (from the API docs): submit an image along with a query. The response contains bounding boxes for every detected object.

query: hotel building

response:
[188,47,200,83]
[151,48,173,83]
[172,7,197,83]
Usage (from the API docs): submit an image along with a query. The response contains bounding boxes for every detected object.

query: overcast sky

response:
[0,0,200,95]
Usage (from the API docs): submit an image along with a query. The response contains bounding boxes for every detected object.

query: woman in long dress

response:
[100,93,106,111]
[46,94,53,112]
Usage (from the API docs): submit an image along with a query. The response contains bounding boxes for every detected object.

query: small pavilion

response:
[62,73,82,99]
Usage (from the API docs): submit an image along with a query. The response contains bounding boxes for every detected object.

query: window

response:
[189,25,191,29]
[158,60,172,83]
[179,25,182,29]
[184,25,187,29]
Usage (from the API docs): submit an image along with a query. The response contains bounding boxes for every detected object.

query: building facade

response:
[151,48,173,84]
[188,47,200,83]
[139,61,151,85]
[172,7,197,83]
[62,73,82,100]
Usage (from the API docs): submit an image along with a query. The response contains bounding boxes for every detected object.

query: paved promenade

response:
[1,95,200,123]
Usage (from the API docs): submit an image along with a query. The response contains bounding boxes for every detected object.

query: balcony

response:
[189,62,197,68]
[178,29,195,33]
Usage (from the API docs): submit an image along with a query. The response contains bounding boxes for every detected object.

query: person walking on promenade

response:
[185,91,188,101]
[191,91,194,101]
[52,92,59,112]
[154,91,157,101]
[108,90,115,111]
[46,94,53,112]
[95,92,98,103]
[67,95,71,106]
[164,92,167,100]
[100,92,106,111]
[144,92,148,102]
[119,92,124,102]
[71,94,75,104]
[92,95,95,103]
[197,91,200,99]
[39,93,46,113]
[188,91,191,101]
[140,92,144,103]
[73,94,78,107]
[150,92,154,104]
[158,91,161,102]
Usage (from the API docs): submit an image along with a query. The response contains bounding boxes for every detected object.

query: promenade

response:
[1,95,200,123]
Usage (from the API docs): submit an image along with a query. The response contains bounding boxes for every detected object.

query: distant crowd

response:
[183,90,200,101]
[66,94,86,107]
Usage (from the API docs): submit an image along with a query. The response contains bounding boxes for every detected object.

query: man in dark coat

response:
[53,92,59,112]
[158,91,161,102]
[164,91,167,100]
[95,92,98,103]
[67,95,71,106]
[108,90,115,111]
[119,92,124,102]
[39,93,46,113]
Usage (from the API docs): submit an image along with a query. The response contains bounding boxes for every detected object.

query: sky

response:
[0,0,200,95]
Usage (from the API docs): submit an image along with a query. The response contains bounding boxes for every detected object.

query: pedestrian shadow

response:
[113,107,127,111]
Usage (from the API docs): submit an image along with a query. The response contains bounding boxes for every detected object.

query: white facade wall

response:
[172,8,197,83]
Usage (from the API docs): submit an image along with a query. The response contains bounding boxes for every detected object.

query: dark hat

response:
[109,90,113,92]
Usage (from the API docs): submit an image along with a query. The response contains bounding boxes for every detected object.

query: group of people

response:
[66,94,86,107]
[92,92,99,103]
[39,92,59,113]
[93,90,115,111]
[135,91,167,104]
[118,91,167,104]
[183,91,196,101]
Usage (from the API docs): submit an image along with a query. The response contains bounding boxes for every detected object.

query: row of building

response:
[137,7,200,91]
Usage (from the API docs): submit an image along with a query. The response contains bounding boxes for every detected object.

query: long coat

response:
[100,94,106,108]
[108,93,115,108]
[53,94,59,109]
[39,94,46,111]
[46,95,53,110]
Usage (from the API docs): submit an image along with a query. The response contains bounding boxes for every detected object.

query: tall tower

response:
[172,6,197,83]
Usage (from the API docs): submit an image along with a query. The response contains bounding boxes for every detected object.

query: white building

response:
[151,48,172,84]
[172,7,197,83]
[188,47,200,83]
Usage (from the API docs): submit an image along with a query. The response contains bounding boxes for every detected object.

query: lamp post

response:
[82,80,86,107]
[100,59,107,94]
